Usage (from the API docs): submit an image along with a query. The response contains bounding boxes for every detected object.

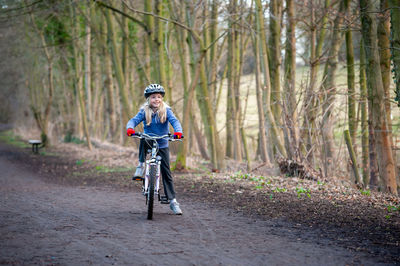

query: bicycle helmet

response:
[144,84,165,98]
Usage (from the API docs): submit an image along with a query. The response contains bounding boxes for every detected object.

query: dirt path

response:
[0,146,394,265]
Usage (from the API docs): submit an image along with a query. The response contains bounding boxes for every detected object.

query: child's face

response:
[148,93,163,109]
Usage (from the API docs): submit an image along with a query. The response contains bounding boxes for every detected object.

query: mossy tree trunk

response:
[359,40,370,186]
[255,0,286,158]
[169,1,191,169]
[389,0,400,107]
[269,0,283,143]
[71,4,92,150]
[104,9,132,142]
[156,0,169,101]
[344,0,357,145]
[378,0,398,186]
[226,0,243,161]
[252,0,270,164]
[360,0,397,195]
[28,11,55,147]
[388,0,400,191]
[283,0,298,160]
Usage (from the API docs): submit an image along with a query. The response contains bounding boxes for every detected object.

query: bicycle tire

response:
[147,164,157,220]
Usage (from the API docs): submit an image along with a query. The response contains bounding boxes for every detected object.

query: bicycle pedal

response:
[160,196,170,204]
[132,176,144,181]
[160,199,170,204]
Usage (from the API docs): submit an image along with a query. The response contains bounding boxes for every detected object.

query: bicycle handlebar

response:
[130,132,183,142]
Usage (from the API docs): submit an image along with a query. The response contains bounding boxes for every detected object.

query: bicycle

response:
[130,132,182,220]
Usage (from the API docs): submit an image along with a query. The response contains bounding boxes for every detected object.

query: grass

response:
[295,186,311,198]
[360,189,371,196]
[94,165,133,173]
[385,205,399,219]
[0,130,30,148]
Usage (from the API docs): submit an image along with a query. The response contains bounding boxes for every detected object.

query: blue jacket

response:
[126,107,183,148]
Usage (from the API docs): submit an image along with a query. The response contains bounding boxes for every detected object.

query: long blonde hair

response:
[142,99,167,126]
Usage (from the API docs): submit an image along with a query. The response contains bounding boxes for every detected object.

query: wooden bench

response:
[28,140,42,154]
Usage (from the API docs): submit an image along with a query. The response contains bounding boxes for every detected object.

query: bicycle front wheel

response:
[147,164,157,220]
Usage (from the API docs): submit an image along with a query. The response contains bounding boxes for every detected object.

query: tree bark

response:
[283,0,298,160]
[359,39,370,186]
[360,0,397,194]
[389,0,400,107]
[320,1,345,177]
[269,0,283,142]
[255,0,286,158]
[226,0,242,161]
[344,130,361,184]
[84,5,92,126]
[388,0,400,191]
[252,3,270,164]
[345,0,356,144]
[156,0,168,99]
[28,11,54,147]
[104,8,132,141]
[378,0,398,187]
[169,0,191,169]
[302,0,331,163]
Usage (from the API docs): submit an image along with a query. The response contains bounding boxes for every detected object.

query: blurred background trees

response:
[0,0,399,194]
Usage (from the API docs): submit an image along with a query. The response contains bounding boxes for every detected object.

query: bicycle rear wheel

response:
[147,164,157,220]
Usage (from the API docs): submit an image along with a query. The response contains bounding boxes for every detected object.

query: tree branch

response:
[92,0,149,33]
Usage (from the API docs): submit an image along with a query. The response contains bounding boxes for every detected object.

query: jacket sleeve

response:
[167,108,183,133]
[126,109,145,129]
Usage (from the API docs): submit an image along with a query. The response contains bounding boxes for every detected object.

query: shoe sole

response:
[171,208,183,215]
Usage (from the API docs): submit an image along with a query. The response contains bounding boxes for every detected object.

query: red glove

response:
[127,128,135,136]
[173,132,183,139]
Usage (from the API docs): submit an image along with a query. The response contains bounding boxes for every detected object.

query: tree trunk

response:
[320,1,345,177]
[344,130,361,184]
[283,0,298,160]
[76,57,92,150]
[388,0,400,191]
[252,4,270,164]
[389,0,400,107]
[144,0,155,81]
[183,2,224,170]
[360,39,370,186]
[379,0,398,186]
[345,0,356,144]
[197,59,224,170]
[156,0,168,99]
[170,0,191,169]
[302,0,331,163]
[84,6,92,126]
[360,0,397,194]
[104,9,132,140]
[28,11,54,147]
[226,0,242,161]
[255,0,286,158]
[105,46,117,141]
[71,4,92,150]
[269,0,283,142]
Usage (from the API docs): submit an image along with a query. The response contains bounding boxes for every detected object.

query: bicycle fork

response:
[143,158,161,198]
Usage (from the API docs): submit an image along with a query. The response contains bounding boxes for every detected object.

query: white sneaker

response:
[170,199,183,215]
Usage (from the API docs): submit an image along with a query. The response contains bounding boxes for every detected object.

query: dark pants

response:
[138,139,176,200]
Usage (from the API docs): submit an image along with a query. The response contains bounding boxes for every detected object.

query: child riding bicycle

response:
[126,84,183,215]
